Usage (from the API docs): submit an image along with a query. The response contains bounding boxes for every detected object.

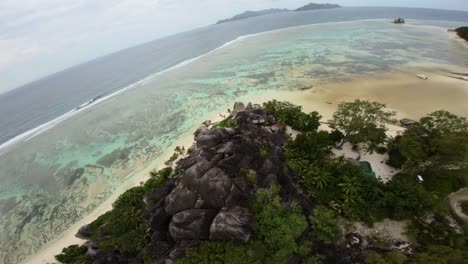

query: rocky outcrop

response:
[209,206,252,242]
[75,102,312,263]
[344,232,414,260]
[169,209,218,239]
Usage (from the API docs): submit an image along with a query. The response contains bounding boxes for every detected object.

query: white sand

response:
[332,142,400,183]
[449,31,468,49]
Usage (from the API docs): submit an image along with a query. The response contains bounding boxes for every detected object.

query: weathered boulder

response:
[209,206,252,242]
[169,209,217,240]
[78,102,315,264]
[143,180,176,205]
[197,168,233,208]
[196,128,233,148]
[225,182,249,207]
[75,224,93,239]
[165,186,197,215]
[231,102,246,116]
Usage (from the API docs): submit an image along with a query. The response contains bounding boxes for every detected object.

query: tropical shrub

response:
[55,245,88,264]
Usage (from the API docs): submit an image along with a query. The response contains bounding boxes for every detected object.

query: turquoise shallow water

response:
[1,20,468,263]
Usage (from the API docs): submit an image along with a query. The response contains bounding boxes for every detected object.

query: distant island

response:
[216,3,341,24]
[216,9,289,24]
[455,27,468,41]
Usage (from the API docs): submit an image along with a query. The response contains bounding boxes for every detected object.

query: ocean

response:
[0,6,467,263]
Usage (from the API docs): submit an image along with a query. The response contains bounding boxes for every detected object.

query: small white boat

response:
[417,74,428,80]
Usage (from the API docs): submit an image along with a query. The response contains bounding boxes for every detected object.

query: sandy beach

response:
[23,61,468,264]
[449,31,468,49]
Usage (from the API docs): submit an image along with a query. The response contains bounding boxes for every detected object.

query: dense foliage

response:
[263,100,321,132]
[212,117,236,128]
[456,27,468,42]
[279,101,467,262]
[387,110,468,195]
[179,184,309,263]
[56,167,172,263]
[58,100,468,264]
[329,99,395,157]
[55,245,89,264]
[178,241,260,264]
[364,251,407,264]
[308,205,341,245]
[249,184,308,257]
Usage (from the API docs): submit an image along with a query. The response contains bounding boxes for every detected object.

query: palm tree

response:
[300,163,333,190]
[338,176,361,196]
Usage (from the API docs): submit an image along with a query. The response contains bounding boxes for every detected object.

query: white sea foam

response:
[0,34,257,156]
[0,19,399,156]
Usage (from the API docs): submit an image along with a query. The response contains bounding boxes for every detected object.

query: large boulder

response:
[209,207,253,242]
[165,186,197,215]
[197,168,233,208]
[196,128,232,148]
[75,224,93,239]
[169,209,217,240]
[143,180,176,205]
[231,102,246,116]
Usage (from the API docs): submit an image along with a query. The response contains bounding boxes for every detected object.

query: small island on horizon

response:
[216,3,341,24]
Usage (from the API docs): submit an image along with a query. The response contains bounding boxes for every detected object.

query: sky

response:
[0,0,467,94]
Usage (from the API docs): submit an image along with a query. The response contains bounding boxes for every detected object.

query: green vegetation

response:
[238,168,257,184]
[179,241,261,264]
[59,100,468,263]
[55,245,88,264]
[455,27,468,42]
[167,152,179,163]
[277,100,467,262]
[387,110,468,195]
[56,168,172,263]
[179,184,309,263]
[329,99,395,157]
[213,117,236,128]
[308,205,341,245]
[364,251,407,264]
[249,184,308,257]
[409,245,468,264]
[263,100,321,132]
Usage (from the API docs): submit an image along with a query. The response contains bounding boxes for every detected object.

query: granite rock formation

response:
[75,102,313,263]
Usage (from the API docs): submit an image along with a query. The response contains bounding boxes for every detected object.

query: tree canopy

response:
[263,100,321,132]
[329,99,395,156]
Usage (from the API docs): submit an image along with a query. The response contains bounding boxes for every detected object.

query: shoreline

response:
[23,110,229,264]
[21,62,468,263]
[3,19,460,158]
[0,19,393,157]
[449,31,468,49]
